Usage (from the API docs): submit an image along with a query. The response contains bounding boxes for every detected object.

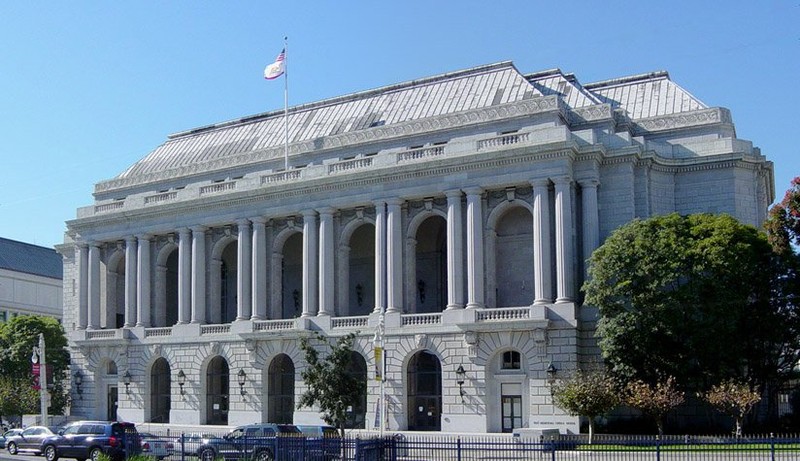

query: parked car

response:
[179,433,219,456]
[6,426,55,455]
[193,424,301,461]
[296,425,341,460]
[139,432,174,460]
[1,429,23,449]
[40,421,141,461]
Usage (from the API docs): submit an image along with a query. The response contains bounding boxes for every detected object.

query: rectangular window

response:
[502,351,521,369]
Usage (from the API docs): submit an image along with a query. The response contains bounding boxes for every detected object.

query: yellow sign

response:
[374,346,383,381]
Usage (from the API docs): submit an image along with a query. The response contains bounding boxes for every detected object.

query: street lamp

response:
[237,369,247,397]
[177,370,186,398]
[74,371,83,399]
[122,371,132,394]
[455,365,466,403]
[546,362,558,385]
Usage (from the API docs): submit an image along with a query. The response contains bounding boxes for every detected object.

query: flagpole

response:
[283,36,289,171]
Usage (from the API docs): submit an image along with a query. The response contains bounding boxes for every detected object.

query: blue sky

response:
[1,1,797,248]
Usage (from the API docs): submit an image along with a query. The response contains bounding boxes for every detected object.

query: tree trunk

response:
[588,418,595,444]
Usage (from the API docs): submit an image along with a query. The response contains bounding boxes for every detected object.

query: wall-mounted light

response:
[455,365,466,403]
[74,370,83,400]
[237,369,247,398]
[122,371,132,394]
[546,362,558,386]
[177,369,186,398]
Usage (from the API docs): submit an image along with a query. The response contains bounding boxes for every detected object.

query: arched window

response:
[206,357,229,425]
[150,358,171,423]
[268,354,294,424]
[407,350,442,431]
[345,352,367,429]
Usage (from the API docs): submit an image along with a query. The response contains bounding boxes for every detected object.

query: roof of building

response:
[0,237,63,280]
[113,61,709,184]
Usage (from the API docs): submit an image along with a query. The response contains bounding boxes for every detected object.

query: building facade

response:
[0,237,63,322]
[59,62,773,433]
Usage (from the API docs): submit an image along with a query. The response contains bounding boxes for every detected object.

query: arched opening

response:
[281,234,303,319]
[97,360,118,421]
[268,354,295,424]
[345,351,368,429]
[150,358,171,423]
[155,248,179,327]
[407,350,441,431]
[414,216,447,313]
[486,348,530,433]
[102,250,125,329]
[348,224,375,316]
[219,243,237,324]
[495,207,534,307]
[206,356,229,425]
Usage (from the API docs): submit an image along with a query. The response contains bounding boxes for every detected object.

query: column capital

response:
[301,209,318,218]
[190,225,207,233]
[76,241,89,250]
[385,197,404,206]
[235,218,251,227]
[317,206,336,216]
[249,216,268,225]
[124,235,137,244]
[578,178,600,188]
[551,176,573,186]
[135,233,152,241]
[462,186,484,196]
[444,189,463,199]
[177,227,191,236]
[529,178,550,188]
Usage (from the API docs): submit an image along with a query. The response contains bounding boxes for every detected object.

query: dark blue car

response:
[41,421,141,461]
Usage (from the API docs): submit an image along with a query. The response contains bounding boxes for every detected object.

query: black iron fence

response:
[137,431,800,461]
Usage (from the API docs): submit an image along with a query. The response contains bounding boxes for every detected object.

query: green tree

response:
[701,379,761,437]
[551,370,620,443]
[0,315,71,415]
[584,213,798,392]
[0,376,39,423]
[765,176,800,256]
[298,332,366,439]
[624,376,684,436]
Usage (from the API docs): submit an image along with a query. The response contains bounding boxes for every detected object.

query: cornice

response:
[632,107,732,135]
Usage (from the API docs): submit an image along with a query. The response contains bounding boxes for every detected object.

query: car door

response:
[56,424,82,458]
[29,428,52,451]
[18,427,41,451]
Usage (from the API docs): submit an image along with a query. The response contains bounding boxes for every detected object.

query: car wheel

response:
[89,447,103,461]
[199,448,216,461]
[45,445,59,461]
[7,442,18,455]
[255,450,273,461]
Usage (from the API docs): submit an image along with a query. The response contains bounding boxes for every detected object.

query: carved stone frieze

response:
[633,108,731,135]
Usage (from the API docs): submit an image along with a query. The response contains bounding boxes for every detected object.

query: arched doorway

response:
[495,207,534,307]
[219,243,237,324]
[348,224,375,316]
[206,357,229,425]
[281,234,303,319]
[155,247,179,327]
[414,216,447,313]
[346,352,368,429]
[407,350,442,431]
[150,358,171,423]
[268,354,295,423]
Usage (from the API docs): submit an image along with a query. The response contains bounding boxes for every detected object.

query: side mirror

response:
[58,429,65,436]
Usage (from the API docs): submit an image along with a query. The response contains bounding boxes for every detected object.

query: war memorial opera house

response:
[58,61,773,433]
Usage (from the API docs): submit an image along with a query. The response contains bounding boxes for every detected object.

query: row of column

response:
[75,178,600,329]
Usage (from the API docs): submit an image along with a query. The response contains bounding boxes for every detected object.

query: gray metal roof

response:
[115,62,709,182]
[0,237,63,280]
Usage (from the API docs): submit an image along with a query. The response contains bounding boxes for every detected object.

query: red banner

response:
[32,363,40,375]
[32,374,40,391]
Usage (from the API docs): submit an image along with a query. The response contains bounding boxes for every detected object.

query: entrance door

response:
[501,383,523,432]
[407,351,441,431]
[207,357,229,425]
[107,386,118,421]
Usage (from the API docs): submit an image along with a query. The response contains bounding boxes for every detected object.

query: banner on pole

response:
[374,346,383,382]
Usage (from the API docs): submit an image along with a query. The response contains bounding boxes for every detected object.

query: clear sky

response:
[1,1,797,249]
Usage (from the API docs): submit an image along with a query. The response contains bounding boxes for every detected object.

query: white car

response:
[139,432,174,460]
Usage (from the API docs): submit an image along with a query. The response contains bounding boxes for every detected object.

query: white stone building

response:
[0,237,63,322]
[59,62,773,433]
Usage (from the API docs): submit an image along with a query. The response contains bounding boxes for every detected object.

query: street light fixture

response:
[74,370,83,399]
[122,371,132,394]
[456,365,466,403]
[177,369,186,398]
[237,369,247,397]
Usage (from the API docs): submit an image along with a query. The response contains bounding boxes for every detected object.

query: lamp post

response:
[74,370,83,399]
[32,333,48,425]
[177,370,186,399]
[546,362,557,415]
[237,369,247,398]
[122,371,132,394]
[456,365,466,403]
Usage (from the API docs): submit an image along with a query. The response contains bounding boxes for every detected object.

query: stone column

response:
[136,235,151,327]
[445,190,465,310]
[124,237,137,327]
[464,187,485,309]
[178,228,192,324]
[251,217,267,320]
[373,201,386,313]
[579,179,600,277]
[77,243,89,330]
[318,208,335,316]
[386,199,403,313]
[237,219,252,321]
[191,226,206,324]
[531,179,553,304]
[87,243,101,329]
[302,210,318,317]
[554,176,575,303]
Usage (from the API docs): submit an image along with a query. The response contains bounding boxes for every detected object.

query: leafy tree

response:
[298,332,366,438]
[765,176,800,256]
[701,379,761,437]
[551,370,620,443]
[0,376,39,423]
[624,376,684,435]
[0,315,71,415]
[584,213,799,393]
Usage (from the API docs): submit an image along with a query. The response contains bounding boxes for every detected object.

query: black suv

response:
[193,423,300,461]
[41,421,141,461]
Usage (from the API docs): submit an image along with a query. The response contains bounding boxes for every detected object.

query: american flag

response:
[264,49,285,80]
